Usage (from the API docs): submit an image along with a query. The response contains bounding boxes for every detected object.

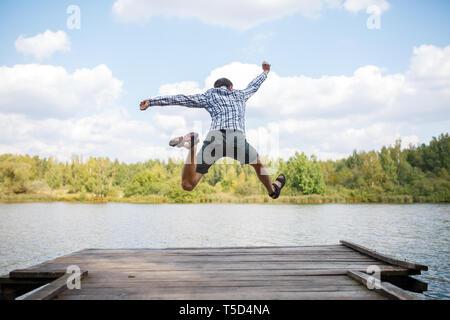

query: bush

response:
[28,180,51,194]
[281,153,326,195]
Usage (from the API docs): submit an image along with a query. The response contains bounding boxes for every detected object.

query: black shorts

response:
[196,130,259,174]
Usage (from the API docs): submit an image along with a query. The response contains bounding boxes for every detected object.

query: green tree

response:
[0,155,33,193]
[334,166,354,188]
[358,151,385,188]
[44,158,63,189]
[379,146,398,184]
[282,152,325,195]
[125,169,158,196]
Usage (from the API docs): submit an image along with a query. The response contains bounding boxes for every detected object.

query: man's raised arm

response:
[140,93,207,111]
[241,61,271,101]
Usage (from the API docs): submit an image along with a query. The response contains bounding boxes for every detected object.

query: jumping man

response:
[140,61,286,199]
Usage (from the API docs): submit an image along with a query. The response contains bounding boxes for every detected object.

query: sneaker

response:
[169,132,199,149]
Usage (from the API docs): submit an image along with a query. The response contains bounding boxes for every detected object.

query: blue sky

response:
[1,0,449,162]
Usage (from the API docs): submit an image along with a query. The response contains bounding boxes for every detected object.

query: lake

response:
[0,203,448,299]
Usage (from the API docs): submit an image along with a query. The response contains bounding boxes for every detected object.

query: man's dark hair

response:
[214,78,233,89]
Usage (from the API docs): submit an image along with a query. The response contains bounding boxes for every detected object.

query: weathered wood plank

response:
[31,262,389,270]
[30,261,379,268]
[23,251,373,266]
[128,244,345,250]
[17,265,409,276]
[347,271,421,300]
[78,246,354,255]
[80,277,362,288]
[18,265,395,275]
[81,283,363,291]
[80,274,354,282]
[60,283,368,294]
[40,254,378,262]
[74,271,411,282]
[58,288,386,300]
[23,270,88,300]
[340,241,428,271]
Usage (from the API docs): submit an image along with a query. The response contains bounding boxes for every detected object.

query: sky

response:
[0,0,449,163]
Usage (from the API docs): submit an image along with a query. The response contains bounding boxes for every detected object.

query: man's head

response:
[214,78,233,91]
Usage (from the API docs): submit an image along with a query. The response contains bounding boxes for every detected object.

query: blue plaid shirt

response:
[148,72,267,133]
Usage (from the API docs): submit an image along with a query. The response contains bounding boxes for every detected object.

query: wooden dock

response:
[0,241,428,300]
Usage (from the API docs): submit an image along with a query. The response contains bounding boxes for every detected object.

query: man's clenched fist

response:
[262,61,271,74]
[140,99,150,111]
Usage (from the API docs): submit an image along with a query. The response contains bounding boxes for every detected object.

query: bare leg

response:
[250,157,275,195]
[181,144,203,191]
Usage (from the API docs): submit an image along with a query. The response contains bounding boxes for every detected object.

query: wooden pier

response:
[0,241,428,300]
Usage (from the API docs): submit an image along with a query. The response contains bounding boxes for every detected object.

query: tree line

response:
[0,133,448,203]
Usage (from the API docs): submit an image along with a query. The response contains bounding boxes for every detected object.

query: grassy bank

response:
[0,191,435,204]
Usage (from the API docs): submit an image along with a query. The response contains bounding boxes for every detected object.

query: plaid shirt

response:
[148,72,267,133]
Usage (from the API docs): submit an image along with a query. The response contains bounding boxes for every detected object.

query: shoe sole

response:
[169,132,199,148]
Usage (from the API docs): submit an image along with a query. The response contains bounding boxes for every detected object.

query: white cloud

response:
[112,0,391,29]
[407,45,450,91]
[0,64,123,118]
[15,30,71,60]
[343,0,390,13]
[0,110,172,163]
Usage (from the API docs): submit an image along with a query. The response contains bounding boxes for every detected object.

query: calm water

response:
[0,203,448,299]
